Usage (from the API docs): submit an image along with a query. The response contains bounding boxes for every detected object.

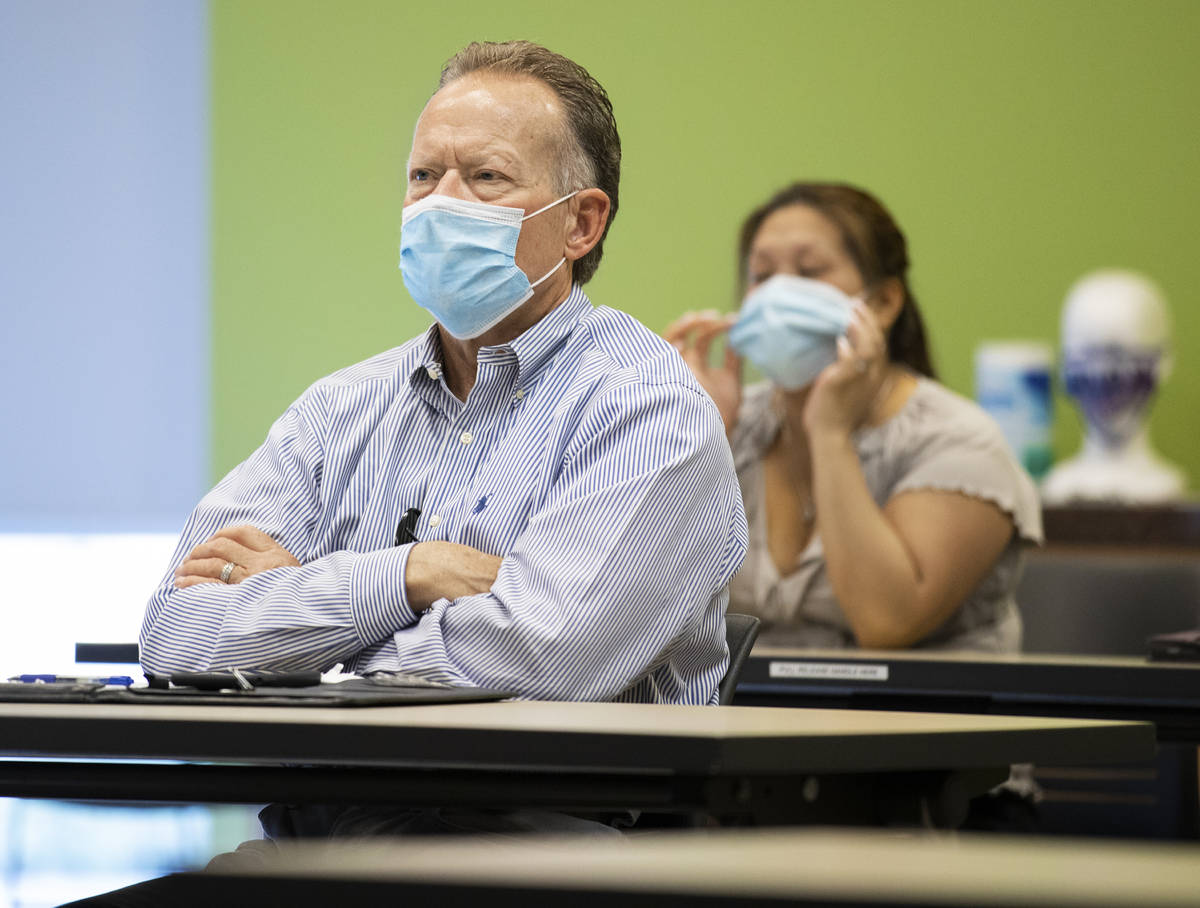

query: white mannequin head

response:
[1041,269,1186,503]
[1060,269,1171,448]
[1062,269,1169,353]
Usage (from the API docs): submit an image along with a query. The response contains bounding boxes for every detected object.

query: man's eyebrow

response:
[406,143,524,172]
[467,144,521,168]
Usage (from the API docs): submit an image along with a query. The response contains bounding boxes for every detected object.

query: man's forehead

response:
[411,73,564,152]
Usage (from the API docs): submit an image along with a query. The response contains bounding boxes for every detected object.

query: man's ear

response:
[869,276,906,334]
[564,189,611,263]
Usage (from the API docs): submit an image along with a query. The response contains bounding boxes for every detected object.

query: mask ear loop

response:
[850,277,877,309]
[529,257,567,289]
[522,190,580,287]
[521,190,580,221]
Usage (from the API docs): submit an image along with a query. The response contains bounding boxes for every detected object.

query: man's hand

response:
[404,541,503,612]
[174,525,301,588]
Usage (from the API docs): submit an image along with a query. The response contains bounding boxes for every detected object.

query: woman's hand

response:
[663,310,742,431]
[803,302,888,439]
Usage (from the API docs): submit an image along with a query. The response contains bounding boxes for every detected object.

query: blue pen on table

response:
[10,674,135,686]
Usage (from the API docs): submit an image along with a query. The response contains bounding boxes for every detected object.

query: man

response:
[141,40,746,706]
[70,39,745,907]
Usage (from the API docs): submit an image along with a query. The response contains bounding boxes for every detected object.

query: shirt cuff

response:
[348,544,419,646]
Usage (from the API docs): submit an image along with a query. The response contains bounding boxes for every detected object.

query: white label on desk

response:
[769,661,889,682]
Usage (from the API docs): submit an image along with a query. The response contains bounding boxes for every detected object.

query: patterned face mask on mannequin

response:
[399,191,577,339]
[728,275,855,390]
[1062,345,1162,447]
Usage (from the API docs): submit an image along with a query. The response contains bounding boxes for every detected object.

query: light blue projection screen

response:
[0,1,209,532]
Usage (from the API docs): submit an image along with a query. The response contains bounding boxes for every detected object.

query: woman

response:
[665,183,1041,651]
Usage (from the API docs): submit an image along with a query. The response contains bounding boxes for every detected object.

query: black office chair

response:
[718,613,761,705]
[631,613,762,831]
[1016,552,1200,656]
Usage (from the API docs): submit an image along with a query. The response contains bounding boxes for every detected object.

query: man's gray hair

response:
[439,41,620,286]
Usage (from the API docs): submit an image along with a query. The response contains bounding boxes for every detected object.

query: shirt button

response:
[429,515,442,528]
[459,431,473,445]
[513,388,525,400]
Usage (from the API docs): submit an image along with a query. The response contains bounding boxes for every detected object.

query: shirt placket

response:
[419,355,516,540]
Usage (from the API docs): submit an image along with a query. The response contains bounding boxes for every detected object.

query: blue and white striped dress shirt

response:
[141,286,748,704]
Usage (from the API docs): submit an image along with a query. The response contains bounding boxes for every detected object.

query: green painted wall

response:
[212,0,1200,488]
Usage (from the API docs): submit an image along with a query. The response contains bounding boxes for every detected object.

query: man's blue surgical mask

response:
[399,191,577,339]
[728,274,855,390]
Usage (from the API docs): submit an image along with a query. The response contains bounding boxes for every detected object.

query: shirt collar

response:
[407,284,591,392]
[502,283,591,389]
[408,323,447,387]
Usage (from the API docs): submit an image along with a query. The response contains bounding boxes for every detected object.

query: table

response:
[0,699,1154,827]
[190,828,1200,906]
[735,647,1200,740]
[736,647,1200,837]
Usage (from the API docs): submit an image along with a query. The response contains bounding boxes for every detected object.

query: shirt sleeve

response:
[383,380,748,702]
[889,410,1044,545]
[138,390,419,673]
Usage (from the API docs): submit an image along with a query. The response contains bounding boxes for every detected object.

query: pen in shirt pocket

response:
[395,508,421,545]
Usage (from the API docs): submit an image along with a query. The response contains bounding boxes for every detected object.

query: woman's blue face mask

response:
[728,275,855,390]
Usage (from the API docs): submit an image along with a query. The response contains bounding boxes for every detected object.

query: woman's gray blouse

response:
[727,379,1043,652]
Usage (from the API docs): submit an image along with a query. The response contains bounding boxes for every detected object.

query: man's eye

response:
[476,171,496,181]
[410,169,430,182]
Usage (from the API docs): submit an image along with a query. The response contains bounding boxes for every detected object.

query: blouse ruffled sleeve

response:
[886,385,1043,545]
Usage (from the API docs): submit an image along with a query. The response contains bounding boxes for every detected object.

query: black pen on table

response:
[395,508,421,545]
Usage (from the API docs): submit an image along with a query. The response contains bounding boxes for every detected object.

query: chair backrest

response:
[718,613,761,705]
[1016,551,1200,656]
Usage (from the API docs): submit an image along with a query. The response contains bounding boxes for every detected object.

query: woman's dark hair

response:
[736,182,936,378]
